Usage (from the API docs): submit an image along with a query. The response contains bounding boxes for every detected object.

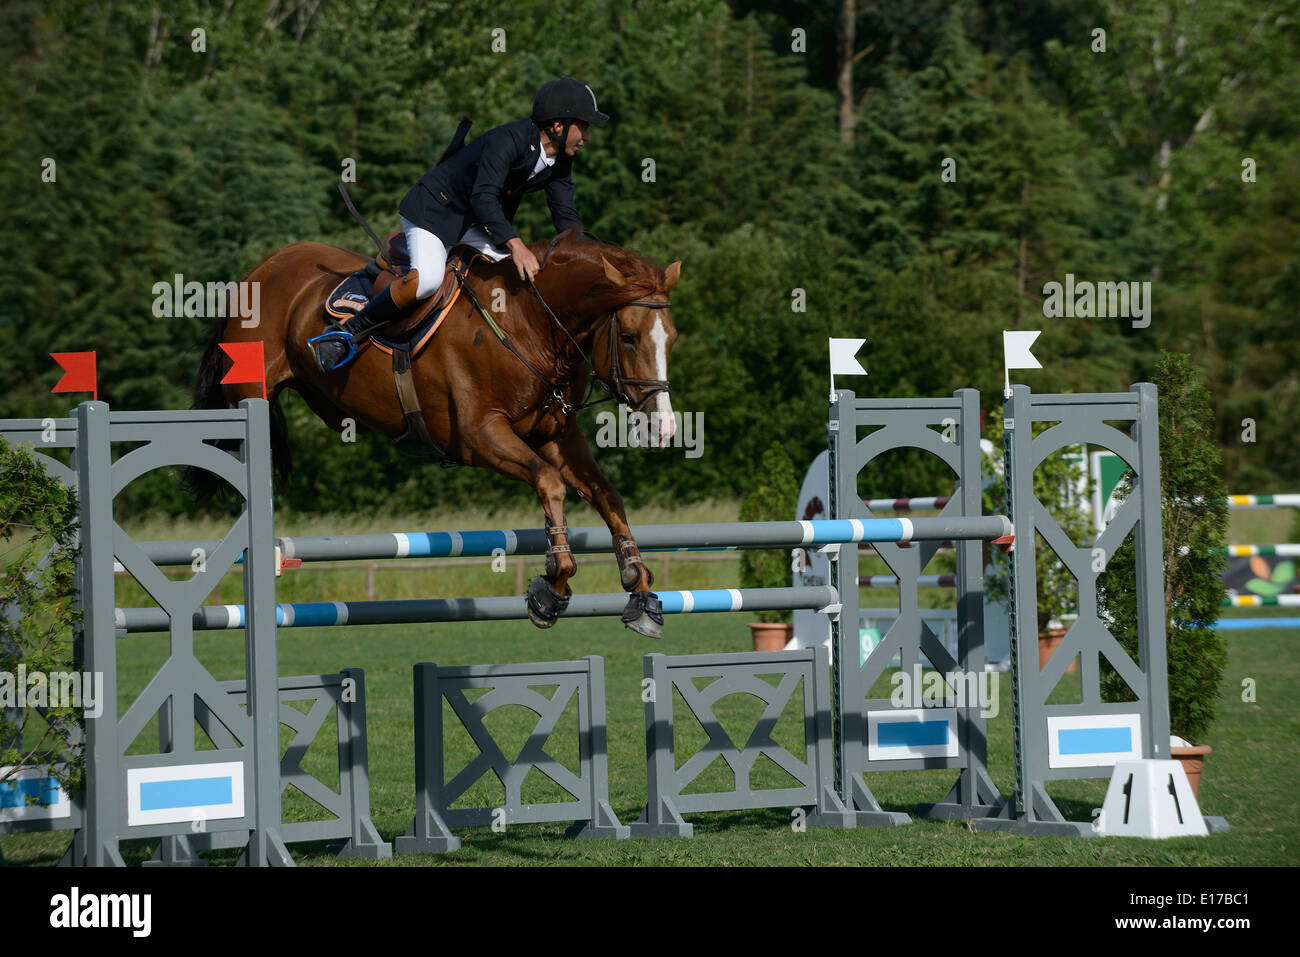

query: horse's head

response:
[533,230,682,448]
[590,253,681,449]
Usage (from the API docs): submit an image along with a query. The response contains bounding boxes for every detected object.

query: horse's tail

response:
[190,319,292,503]
[193,322,230,413]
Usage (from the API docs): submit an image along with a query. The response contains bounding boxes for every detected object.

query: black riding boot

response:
[310,287,405,373]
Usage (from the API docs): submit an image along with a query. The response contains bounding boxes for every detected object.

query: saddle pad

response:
[325,271,375,320]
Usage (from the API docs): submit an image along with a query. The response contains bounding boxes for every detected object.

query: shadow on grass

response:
[664,806,802,834]
[1044,794,1104,826]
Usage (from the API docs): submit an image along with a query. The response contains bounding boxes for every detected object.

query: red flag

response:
[50,352,97,401]
[219,342,266,400]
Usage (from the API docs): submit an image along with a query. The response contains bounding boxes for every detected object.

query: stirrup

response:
[308,327,359,372]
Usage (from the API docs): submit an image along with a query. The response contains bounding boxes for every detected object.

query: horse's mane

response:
[542,230,667,311]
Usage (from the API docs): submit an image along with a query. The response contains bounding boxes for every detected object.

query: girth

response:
[389,344,455,463]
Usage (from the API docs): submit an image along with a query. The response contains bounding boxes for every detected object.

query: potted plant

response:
[982,408,1092,672]
[1098,353,1228,798]
[739,441,799,651]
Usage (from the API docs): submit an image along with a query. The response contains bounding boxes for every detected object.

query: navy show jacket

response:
[398,118,581,249]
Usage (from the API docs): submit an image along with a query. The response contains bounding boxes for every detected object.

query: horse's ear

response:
[601,255,624,286]
[663,261,682,292]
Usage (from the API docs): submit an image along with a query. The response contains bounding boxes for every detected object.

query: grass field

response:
[4,599,1296,865]
[3,505,1297,866]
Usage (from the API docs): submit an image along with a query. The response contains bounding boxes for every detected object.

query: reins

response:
[450,248,672,418]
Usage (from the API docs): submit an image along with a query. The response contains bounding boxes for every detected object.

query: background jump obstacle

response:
[1,381,1226,861]
[0,402,389,866]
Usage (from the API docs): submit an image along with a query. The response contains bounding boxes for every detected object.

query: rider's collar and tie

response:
[528,134,556,179]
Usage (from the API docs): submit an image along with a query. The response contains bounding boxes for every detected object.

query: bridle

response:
[532,231,673,413]
[522,286,672,414]
[600,300,672,413]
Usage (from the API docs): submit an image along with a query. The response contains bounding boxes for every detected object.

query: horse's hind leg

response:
[472,418,578,628]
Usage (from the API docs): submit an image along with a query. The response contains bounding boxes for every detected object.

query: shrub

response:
[739,442,799,624]
[1098,353,1228,742]
[0,436,83,803]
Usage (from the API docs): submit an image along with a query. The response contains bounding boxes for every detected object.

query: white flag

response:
[1003,330,1042,398]
[1003,330,1042,370]
[828,338,868,404]
[829,338,868,375]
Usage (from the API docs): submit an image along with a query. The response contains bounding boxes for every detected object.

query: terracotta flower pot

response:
[749,622,793,652]
[1171,744,1212,798]
[1037,627,1077,673]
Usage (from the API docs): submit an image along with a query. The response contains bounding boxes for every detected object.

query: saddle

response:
[322,233,488,462]
[324,233,466,355]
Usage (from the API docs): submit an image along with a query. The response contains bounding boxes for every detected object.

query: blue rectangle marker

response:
[1,777,59,808]
[1057,726,1132,755]
[877,718,950,749]
[139,776,234,811]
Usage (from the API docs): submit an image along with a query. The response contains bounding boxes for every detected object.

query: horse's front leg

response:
[471,417,576,628]
[536,428,663,638]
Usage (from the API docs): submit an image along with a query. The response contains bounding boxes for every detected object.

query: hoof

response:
[622,591,663,638]
[526,575,570,629]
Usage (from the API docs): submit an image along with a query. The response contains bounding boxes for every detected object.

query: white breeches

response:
[457,225,511,263]
[400,216,448,299]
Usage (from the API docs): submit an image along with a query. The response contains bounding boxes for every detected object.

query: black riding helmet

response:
[532,77,609,149]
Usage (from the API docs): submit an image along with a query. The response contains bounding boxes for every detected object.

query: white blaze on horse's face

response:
[649,314,676,448]
[600,255,680,450]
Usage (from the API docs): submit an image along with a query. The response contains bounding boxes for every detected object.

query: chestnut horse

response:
[194,227,681,636]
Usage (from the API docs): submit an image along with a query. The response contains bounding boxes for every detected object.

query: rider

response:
[311,77,609,373]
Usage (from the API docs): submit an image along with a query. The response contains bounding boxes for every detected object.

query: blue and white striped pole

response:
[115,585,841,634]
[125,516,1014,567]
